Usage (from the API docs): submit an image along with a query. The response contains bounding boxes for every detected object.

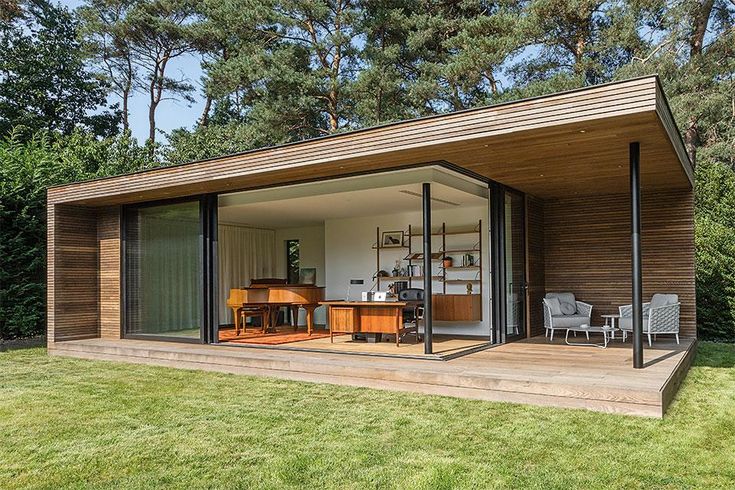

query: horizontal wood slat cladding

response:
[47,77,688,206]
[656,83,693,184]
[98,207,121,339]
[47,204,99,343]
[526,196,546,337]
[542,190,696,338]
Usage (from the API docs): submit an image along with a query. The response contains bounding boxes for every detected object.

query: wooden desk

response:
[320,301,414,347]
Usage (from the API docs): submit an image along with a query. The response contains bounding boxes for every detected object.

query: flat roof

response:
[48,75,692,205]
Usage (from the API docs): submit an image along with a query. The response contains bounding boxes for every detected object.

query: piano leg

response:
[305,305,317,336]
[232,307,242,335]
[269,306,283,333]
[265,307,275,334]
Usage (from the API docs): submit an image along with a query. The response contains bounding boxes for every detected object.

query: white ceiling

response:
[218,168,488,229]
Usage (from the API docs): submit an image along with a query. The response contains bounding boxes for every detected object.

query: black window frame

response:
[489,182,527,344]
[121,194,218,344]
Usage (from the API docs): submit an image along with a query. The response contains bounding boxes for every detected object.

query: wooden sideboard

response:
[432,294,482,321]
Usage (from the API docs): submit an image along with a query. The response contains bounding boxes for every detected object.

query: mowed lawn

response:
[1,344,734,489]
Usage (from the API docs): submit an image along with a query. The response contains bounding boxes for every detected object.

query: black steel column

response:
[489,182,505,344]
[422,183,433,354]
[202,194,219,344]
[630,142,643,368]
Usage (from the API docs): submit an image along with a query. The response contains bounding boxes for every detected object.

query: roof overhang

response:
[48,75,692,206]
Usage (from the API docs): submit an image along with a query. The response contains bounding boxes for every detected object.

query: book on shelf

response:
[409,264,424,277]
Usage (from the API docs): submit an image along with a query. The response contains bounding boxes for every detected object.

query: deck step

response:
[47,338,690,418]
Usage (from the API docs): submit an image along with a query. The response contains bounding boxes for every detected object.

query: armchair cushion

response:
[549,315,590,328]
[546,292,577,315]
[650,293,678,309]
[544,297,563,316]
[619,317,649,331]
[560,302,576,315]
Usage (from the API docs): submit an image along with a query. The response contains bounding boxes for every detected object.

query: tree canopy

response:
[0,0,120,138]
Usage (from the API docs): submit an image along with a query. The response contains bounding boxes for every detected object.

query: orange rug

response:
[219,326,336,345]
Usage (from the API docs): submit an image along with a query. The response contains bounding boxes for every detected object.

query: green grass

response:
[1,344,734,489]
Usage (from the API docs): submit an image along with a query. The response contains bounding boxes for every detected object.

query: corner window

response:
[286,239,300,284]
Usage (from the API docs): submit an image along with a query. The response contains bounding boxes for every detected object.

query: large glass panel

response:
[125,200,202,339]
[504,191,525,339]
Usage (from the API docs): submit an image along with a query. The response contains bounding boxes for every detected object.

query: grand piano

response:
[226,282,325,336]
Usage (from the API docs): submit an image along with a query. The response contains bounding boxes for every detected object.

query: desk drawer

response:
[359,306,401,333]
[329,306,359,332]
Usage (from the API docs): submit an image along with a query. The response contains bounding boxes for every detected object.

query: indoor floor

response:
[218,325,489,358]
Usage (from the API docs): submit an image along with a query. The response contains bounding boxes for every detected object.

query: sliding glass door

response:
[504,191,526,340]
[490,183,526,343]
[124,199,203,340]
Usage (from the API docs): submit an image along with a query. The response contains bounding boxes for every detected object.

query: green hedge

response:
[695,159,735,341]
[0,130,154,340]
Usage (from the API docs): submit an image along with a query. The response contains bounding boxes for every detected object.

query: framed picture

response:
[298,267,317,285]
[381,231,404,248]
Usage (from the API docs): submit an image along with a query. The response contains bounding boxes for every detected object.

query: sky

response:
[62,0,206,143]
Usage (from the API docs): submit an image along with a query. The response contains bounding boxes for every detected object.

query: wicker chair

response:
[542,292,593,341]
[619,293,680,345]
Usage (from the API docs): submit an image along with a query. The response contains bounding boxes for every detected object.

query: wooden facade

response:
[47,204,99,342]
[542,190,696,338]
[98,207,121,340]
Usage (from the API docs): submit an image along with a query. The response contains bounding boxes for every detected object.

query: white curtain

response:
[218,224,276,324]
[134,209,201,335]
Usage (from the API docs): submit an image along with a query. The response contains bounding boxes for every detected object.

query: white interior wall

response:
[218,171,491,336]
[324,204,490,336]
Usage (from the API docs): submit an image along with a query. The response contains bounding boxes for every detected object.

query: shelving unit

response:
[375,224,432,289]
[373,220,483,321]
[439,220,482,296]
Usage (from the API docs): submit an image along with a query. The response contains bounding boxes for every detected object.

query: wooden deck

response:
[48,336,696,418]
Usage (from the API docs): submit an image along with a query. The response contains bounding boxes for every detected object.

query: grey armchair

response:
[542,292,593,341]
[619,293,680,345]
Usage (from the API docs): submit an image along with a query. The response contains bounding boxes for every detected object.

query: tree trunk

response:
[148,68,158,144]
[199,94,212,127]
[689,0,714,57]
[574,34,586,78]
[328,95,339,132]
[486,71,498,95]
[148,53,170,145]
[122,55,133,133]
[684,117,700,165]
[148,99,157,143]
[122,87,130,133]
[375,84,383,125]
